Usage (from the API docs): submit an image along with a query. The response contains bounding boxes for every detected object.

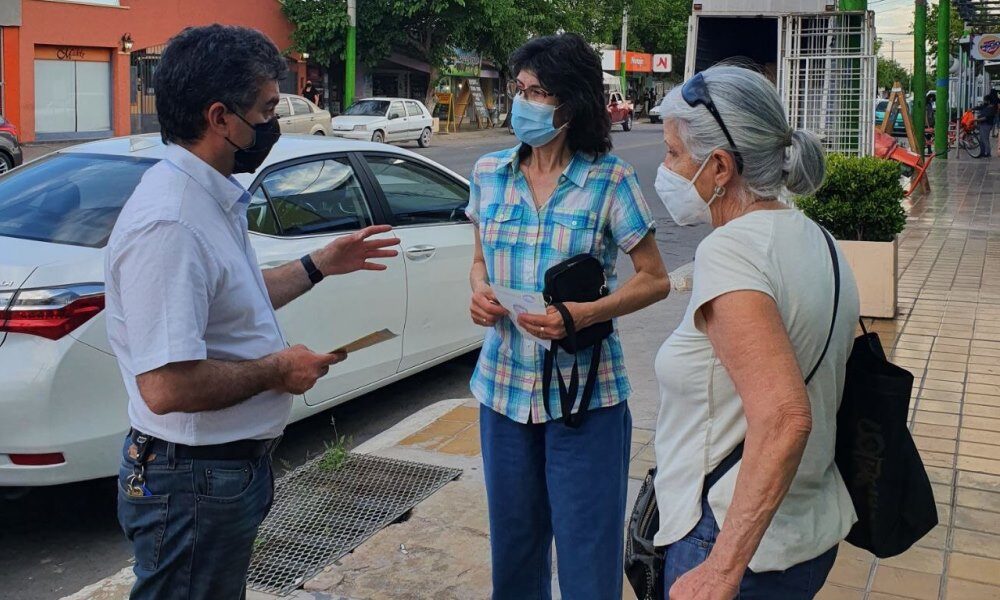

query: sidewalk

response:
[819,156,1000,600]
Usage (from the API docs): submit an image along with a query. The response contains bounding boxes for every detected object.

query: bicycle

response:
[923,111,982,158]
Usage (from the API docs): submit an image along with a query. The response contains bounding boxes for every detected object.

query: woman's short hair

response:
[509,33,612,155]
[662,65,826,198]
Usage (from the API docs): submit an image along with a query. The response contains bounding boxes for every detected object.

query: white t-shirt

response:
[653,209,860,572]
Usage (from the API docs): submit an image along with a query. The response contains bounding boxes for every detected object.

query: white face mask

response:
[654,155,716,227]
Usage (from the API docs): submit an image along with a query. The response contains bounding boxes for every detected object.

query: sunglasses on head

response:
[681,72,744,174]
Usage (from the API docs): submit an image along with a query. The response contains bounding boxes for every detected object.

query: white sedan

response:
[331,97,434,147]
[0,135,481,487]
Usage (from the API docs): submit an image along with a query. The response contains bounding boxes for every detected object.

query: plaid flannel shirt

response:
[466,145,656,424]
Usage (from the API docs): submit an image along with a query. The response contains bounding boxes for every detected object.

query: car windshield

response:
[0,153,157,248]
[344,100,390,117]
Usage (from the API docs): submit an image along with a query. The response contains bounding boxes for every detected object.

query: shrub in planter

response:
[796,154,907,318]
[796,154,906,242]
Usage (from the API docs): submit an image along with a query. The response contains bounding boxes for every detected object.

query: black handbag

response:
[542,254,613,428]
[837,323,938,557]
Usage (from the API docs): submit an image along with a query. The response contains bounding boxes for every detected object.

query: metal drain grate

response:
[246,453,462,596]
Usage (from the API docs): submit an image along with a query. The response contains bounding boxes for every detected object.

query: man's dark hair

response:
[155,24,287,144]
[510,33,612,155]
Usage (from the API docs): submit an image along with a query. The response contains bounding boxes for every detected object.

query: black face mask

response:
[226,111,281,174]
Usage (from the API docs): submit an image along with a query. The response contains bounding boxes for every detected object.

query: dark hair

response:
[155,24,287,144]
[510,33,612,155]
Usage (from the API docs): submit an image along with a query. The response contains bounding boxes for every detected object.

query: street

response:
[0,121,708,600]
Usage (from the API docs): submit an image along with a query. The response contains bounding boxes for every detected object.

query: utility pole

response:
[344,0,357,110]
[913,0,927,158]
[933,0,950,158]
[620,7,628,96]
[891,40,896,61]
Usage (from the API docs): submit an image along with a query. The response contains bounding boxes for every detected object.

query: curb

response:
[352,398,472,454]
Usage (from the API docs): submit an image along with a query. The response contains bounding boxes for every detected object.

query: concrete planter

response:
[432,117,442,133]
[838,238,898,319]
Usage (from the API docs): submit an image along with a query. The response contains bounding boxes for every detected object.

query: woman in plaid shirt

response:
[466,34,670,599]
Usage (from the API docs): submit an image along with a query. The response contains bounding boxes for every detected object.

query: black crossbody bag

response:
[542,254,613,428]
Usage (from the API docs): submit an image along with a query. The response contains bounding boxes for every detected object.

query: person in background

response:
[651,65,861,599]
[302,79,320,105]
[976,94,995,158]
[467,33,669,599]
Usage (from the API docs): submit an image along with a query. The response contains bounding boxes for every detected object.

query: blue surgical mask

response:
[511,95,566,147]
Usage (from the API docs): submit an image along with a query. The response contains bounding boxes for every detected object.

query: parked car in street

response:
[276,93,333,136]
[331,97,434,147]
[607,90,633,131]
[648,98,665,124]
[875,98,910,137]
[0,115,24,174]
[0,134,482,488]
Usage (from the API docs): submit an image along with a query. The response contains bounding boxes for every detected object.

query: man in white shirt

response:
[105,25,399,599]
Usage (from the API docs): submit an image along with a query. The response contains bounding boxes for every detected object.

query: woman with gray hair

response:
[651,65,861,598]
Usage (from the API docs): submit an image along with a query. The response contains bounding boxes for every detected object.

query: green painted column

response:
[913,0,927,157]
[839,0,867,10]
[839,0,866,154]
[344,0,357,110]
[934,0,950,158]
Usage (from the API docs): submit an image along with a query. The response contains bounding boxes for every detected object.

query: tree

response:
[280,0,349,94]
[877,55,911,95]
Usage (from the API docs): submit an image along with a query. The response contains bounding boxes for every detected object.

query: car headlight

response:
[353,124,368,132]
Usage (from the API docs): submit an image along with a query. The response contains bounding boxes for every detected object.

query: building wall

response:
[11,0,302,141]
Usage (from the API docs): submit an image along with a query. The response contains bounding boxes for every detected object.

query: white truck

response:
[684,0,877,156]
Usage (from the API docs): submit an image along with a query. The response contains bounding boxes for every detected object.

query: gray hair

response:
[662,65,826,199]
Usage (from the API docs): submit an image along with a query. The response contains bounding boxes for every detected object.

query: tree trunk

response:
[424,65,440,114]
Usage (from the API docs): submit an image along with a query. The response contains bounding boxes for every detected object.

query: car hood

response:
[331,115,385,130]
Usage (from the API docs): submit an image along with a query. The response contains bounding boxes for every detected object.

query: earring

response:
[713,185,726,199]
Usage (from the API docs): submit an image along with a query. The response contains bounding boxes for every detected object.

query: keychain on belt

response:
[126,433,154,497]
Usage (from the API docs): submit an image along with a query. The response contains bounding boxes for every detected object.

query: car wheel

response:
[313,130,325,136]
[0,152,12,175]
[623,114,632,131]
[372,130,385,144]
[417,127,432,148]
[650,116,660,124]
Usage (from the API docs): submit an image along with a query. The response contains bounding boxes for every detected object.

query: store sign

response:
[625,52,652,73]
[652,54,672,73]
[435,92,453,105]
[972,34,1000,61]
[56,47,87,61]
[601,50,617,71]
[35,45,109,62]
[445,49,481,77]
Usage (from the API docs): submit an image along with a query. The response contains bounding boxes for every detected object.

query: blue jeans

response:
[980,123,993,156]
[117,435,274,600]
[480,401,632,600]
[663,494,838,599]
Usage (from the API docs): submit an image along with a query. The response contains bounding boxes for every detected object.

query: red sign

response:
[653,54,673,73]
[625,52,652,73]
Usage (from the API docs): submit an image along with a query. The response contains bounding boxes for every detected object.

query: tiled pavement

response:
[819,156,1000,600]
[397,156,1000,599]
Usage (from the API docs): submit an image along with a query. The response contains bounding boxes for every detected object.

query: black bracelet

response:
[300,254,324,285]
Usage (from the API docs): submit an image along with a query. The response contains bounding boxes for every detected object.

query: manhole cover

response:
[246,453,462,596]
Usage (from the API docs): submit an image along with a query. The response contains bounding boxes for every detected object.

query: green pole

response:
[934,0,950,158]
[913,0,927,158]
[620,8,629,94]
[839,0,866,154]
[344,0,357,110]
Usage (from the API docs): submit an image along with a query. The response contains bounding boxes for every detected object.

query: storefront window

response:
[35,57,111,135]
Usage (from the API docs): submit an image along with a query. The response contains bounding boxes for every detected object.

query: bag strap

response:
[542,303,602,428]
[707,225,841,490]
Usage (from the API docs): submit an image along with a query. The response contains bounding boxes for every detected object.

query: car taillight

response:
[0,122,18,141]
[9,453,65,466]
[0,284,104,340]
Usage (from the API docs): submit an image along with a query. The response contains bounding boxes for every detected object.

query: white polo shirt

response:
[105,144,289,445]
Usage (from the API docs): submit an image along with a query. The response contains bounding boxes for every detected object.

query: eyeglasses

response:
[681,72,744,174]
[507,81,553,104]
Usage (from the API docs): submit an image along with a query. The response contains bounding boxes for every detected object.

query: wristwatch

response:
[300,254,324,285]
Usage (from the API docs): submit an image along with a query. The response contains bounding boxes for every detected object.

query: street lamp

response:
[120,33,134,54]
[302,52,310,60]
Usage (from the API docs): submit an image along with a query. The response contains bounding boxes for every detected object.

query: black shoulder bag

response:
[542,254,613,428]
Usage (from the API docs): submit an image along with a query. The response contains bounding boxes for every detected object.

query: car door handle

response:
[405,245,436,260]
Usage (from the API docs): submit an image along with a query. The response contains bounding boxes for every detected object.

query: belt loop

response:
[166,441,176,468]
